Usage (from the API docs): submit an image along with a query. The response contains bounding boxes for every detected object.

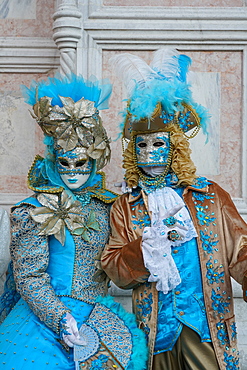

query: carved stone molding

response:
[77,1,247,74]
[88,1,247,22]
[84,1,247,46]
[0,37,59,73]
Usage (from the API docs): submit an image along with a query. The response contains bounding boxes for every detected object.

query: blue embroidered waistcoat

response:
[154,187,211,354]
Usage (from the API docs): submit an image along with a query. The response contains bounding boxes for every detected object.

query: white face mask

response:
[60,173,91,190]
[56,147,93,190]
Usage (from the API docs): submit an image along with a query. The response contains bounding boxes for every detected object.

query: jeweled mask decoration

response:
[135,132,171,167]
[56,147,93,175]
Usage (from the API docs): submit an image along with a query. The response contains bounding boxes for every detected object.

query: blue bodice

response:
[0,169,148,370]
[6,196,110,334]
[46,199,110,303]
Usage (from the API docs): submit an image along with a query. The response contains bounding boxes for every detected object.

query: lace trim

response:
[142,187,197,294]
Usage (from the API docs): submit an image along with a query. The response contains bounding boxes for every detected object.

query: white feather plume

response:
[109,53,157,95]
[150,48,180,80]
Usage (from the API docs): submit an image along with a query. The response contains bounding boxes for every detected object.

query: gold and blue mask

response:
[56,147,93,176]
[135,132,172,167]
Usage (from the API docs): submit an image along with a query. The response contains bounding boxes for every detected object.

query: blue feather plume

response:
[21,74,112,110]
[177,54,192,82]
[111,48,209,138]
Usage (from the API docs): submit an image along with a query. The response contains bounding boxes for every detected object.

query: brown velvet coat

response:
[101,180,247,370]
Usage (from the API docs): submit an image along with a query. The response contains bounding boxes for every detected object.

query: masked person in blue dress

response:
[0,75,147,370]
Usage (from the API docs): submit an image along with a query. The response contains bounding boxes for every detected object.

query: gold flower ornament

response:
[32,96,98,152]
[29,191,84,245]
[30,191,101,245]
[31,95,111,170]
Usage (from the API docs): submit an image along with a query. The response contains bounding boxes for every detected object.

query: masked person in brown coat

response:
[101,49,247,370]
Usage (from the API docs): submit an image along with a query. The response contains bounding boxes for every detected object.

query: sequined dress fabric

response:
[0,197,111,369]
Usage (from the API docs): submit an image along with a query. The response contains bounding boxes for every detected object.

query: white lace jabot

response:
[141,187,197,294]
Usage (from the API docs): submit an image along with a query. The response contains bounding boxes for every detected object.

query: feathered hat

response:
[110,48,209,140]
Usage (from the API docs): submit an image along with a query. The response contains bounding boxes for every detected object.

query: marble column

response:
[53,0,82,76]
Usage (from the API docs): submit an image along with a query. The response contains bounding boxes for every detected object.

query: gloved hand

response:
[141,203,188,294]
[61,313,87,348]
[142,223,168,251]
[146,187,189,244]
[142,202,188,249]
[142,224,182,293]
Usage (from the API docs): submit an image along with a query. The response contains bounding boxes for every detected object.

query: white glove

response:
[147,187,197,246]
[61,313,87,348]
[142,223,183,293]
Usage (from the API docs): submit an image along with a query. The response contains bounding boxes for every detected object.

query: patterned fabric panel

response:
[86,303,132,369]
[10,205,69,334]
[71,198,111,303]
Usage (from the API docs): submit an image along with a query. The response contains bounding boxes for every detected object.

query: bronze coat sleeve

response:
[101,195,149,289]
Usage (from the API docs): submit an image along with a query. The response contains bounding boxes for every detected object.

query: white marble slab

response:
[0,0,36,19]
[190,72,221,177]
[0,94,35,176]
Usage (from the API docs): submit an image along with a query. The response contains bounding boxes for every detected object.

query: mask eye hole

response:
[59,159,69,167]
[153,141,165,147]
[138,142,147,148]
[76,160,87,167]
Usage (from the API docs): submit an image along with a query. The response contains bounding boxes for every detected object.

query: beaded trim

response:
[123,101,201,140]
[27,155,64,194]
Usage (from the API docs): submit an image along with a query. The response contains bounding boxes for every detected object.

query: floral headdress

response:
[22,74,112,171]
